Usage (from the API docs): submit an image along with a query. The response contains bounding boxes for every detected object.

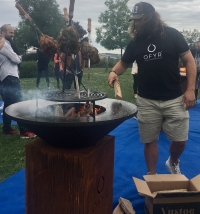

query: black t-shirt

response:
[37,50,50,69]
[121,26,189,100]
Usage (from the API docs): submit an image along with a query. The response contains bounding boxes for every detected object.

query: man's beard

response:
[5,35,13,42]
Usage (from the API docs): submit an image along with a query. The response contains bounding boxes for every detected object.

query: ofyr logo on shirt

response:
[143,44,162,61]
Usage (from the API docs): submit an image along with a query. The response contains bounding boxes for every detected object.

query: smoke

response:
[22,89,41,101]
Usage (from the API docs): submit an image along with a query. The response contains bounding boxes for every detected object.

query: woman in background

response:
[54,51,63,89]
[131,61,138,99]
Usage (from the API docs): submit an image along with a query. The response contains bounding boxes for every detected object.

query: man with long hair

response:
[108,2,196,175]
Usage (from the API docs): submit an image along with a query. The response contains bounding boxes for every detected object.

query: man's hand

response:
[180,51,196,110]
[182,90,196,110]
[107,60,128,87]
[108,71,119,88]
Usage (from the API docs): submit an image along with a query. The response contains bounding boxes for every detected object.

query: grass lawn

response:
[0,67,136,182]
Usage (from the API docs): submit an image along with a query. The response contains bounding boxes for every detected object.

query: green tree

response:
[15,0,65,49]
[96,0,132,57]
[181,29,200,48]
[14,23,32,54]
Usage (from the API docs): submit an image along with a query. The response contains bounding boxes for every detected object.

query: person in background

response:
[0,24,36,138]
[105,56,110,72]
[61,50,85,90]
[191,41,200,102]
[0,34,4,113]
[10,38,21,75]
[54,51,63,89]
[73,50,85,89]
[179,58,187,94]
[35,47,50,89]
[61,53,74,90]
[108,2,196,175]
[0,81,4,111]
[0,28,21,112]
[131,61,138,98]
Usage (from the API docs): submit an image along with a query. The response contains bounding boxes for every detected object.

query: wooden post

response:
[26,136,114,214]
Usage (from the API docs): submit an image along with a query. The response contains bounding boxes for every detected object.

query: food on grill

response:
[64,107,75,117]
[80,41,100,64]
[39,34,58,57]
[57,25,80,54]
[55,105,64,117]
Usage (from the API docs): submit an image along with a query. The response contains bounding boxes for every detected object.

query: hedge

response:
[19,58,118,78]
[22,53,38,61]
[19,61,54,78]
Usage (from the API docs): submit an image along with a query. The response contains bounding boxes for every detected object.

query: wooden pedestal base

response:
[26,136,114,214]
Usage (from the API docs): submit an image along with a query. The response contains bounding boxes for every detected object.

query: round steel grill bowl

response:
[39,90,107,102]
[5,98,137,148]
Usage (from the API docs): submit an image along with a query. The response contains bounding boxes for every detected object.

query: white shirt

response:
[0,40,21,81]
[131,61,138,75]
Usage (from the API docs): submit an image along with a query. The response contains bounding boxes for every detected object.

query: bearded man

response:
[108,2,196,175]
[0,24,36,138]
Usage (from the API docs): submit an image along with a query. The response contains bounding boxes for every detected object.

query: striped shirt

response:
[0,40,21,81]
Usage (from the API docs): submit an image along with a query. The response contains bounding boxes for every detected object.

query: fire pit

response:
[38,90,107,102]
[13,2,138,213]
[5,98,137,148]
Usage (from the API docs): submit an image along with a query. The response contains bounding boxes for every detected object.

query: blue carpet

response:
[1,100,200,214]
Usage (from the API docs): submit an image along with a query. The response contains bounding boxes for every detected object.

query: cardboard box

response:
[133,174,200,214]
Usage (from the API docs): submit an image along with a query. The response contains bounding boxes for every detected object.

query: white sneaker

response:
[165,157,181,174]
[133,116,138,120]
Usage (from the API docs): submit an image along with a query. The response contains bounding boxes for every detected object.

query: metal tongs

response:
[62,0,80,99]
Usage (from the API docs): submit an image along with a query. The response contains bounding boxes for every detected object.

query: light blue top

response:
[0,40,21,81]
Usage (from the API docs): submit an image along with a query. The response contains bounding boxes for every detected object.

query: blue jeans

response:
[0,81,4,101]
[2,75,25,133]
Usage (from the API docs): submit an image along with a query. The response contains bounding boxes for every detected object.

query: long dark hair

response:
[129,11,167,40]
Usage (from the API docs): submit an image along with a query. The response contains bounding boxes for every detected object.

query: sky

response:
[0,0,200,54]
